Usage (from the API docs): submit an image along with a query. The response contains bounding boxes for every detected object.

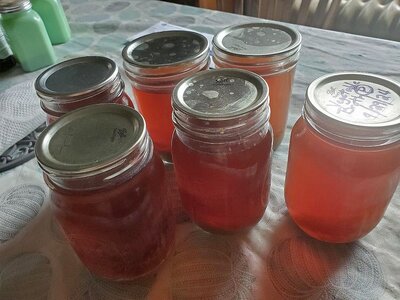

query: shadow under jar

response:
[35,104,174,280]
[213,22,301,149]
[35,56,134,124]
[285,73,400,243]
[172,69,273,233]
[122,30,209,162]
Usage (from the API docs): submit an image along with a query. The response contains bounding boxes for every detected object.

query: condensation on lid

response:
[173,69,269,119]
[213,22,301,57]
[35,104,144,175]
[123,30,209,67]
[35,56,118,97]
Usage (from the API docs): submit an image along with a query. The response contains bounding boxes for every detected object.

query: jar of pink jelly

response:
[213,22,301,149]
[285,72,400,243]
[35,104,175,280]
[122,30,209,161]
[35,56,134,124]
[172,69,273,233]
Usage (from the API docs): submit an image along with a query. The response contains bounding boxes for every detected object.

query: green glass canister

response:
[31,0,71,45]
[0,0,56,72]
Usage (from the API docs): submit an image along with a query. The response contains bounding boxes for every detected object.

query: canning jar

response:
[213,22,301,149]
[122,30,209,160]
[172,69,273,233]
[35,56,134,124]
[285,73,400,243]
[35,104,174,280]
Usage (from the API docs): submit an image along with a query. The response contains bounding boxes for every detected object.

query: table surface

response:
[0,0,399,299]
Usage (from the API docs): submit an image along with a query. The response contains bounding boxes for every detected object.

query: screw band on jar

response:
[213,22,301,75]
[172,68,270,143]
[304,72,400,147]
[171,68,273,233]
[122,30,210,91]
[35,56,133,123]
[35,104,152,190]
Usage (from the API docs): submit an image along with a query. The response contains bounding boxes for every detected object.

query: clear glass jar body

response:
[128,63,209,159]
[213,58,297,149]
[172,122,273,233]
[285,117,400,243]
[46,153,175,280]
[132,86,175,156]
[43,90,134,124]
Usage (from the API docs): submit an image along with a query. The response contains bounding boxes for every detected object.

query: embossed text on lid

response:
[213,22,301,57]
[35,56,118,97]
[123,30,209,67]
[35,104,144,174]
[173,69,269,119]
[305,72,400,145]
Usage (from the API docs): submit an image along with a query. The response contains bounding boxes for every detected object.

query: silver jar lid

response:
[305,72,400,145]
[0,0,31,13]
[35,104,147,178]
[213,22,301,65]
[122,30,209,77]
[173,68,269,120]
[35,56,121,102]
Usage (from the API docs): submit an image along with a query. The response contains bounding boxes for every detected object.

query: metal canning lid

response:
[35,104,146,176]
[122,30,209,77]
[305,72,400,145]
[213,22,301,64]
[0,0,31,13]
[173,68,269,120]
[35,56,120,101]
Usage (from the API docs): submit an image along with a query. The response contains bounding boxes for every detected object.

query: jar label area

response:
[316,80,399,124]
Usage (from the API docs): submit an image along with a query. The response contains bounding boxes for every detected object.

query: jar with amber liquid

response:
[285,73,400,243]
[122,30,209,161]
[172,69,273,233]
[35,56,134,124]
[213,22,301,149]
[35,104,175,280]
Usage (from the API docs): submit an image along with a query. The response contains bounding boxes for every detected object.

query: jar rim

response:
[172,68,270,120]
[122,30,209,77]
[304,72,400,146]
[213,22,301,65]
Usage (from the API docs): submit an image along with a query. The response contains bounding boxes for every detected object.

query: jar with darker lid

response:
[35,104,174,280]
[213,22,302,149]
[285,72,400,243]
[122,30,210,160]
[35,56,134,124]
[171,69,273,233]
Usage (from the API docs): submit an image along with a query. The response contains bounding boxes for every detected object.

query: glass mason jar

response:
[285,73,400,243]
[172,69,273,233]
[213,22,301,149]
[35,104,175,280]
[35,56,134,124]
[122,30,209,161]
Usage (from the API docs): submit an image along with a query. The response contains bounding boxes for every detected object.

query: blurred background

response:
[162,0,400,41]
